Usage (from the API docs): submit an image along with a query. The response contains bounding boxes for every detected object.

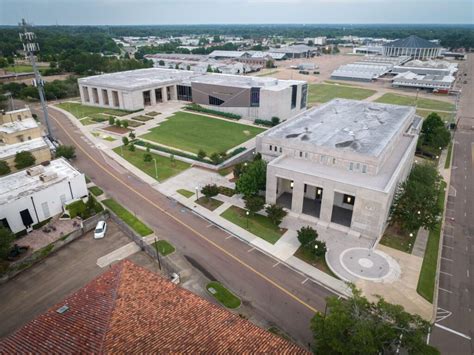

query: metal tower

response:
[19,18,53,139]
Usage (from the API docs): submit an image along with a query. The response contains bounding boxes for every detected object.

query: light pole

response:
[246,210,250,229]
[195,186,199,200]
[153,158,158,180]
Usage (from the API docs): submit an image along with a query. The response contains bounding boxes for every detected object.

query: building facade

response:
[256,99,421,241]
[78,68,308,121]
[383,35,442,60]
[0,158,88,234]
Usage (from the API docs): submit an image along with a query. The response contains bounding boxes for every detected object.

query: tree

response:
[233,163,244,179]
[297,226,318,247]
[311,287,438,354]
[271,116,280,126]
[128,143,135,152]
[313,240,327,258]
[201,184,219,200]
[122,120,129,129]
[122,136,129,146]
[390,163,442,232]
[115,119,122,127]
[265,204,287,226]
[0,227,15,260]
[420,113,450,150]
[158,60,165,66]
[210,152,223,165]
[108,116,115,125]
[235,159,267,197]
[0,160,11,176]
[143,153,153,162]
[14,151,36,170]
[128,131,136,139]
[206,64,213,73]
[55,145,76,160]
[197,149,207,160]
[245,195,265,215]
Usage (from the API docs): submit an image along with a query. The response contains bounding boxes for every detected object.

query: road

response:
[31,105,336,347]
[430,54,474,354]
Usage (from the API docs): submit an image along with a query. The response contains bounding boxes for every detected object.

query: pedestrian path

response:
[412,228,429,257]
[96,242,140,268]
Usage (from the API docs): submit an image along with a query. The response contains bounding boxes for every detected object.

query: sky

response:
[1,0,473,25]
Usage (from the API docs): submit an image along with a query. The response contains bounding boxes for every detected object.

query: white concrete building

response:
[392,71,455,91]
[78,68,308,121]
[383,35,442,60]
[0,158,88,234]
[256,99,421,241]
[314,37,327,46]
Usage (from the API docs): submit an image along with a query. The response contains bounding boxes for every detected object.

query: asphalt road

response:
[430,54,474,354]
[31,104,336,347]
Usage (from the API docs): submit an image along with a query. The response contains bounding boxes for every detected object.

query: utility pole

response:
[19,18,53,140]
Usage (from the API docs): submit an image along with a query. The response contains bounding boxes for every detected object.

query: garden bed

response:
[132,115,153,122]
[294,246,338,278]
[195,197,224,211]
[379,224,416,253]
[218,186,235,197]
[177,189,194,198]
[102,198,153,237]
[122,119,144,128]
[154,240,175,256]
[206,281,241,309]
[103,126,130,134]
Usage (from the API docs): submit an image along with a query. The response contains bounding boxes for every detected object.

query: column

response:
[291,181,304,214]
[319,188,334,224]
[150,89,157,106]
[97,88,104,106]
[265,173,277,205]
[162,87,168,103]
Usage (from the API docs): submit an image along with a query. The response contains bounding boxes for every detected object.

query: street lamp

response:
[195,186,199,200]
[153,158,158,180]
[409,233,414,238]
[246,210,250,229]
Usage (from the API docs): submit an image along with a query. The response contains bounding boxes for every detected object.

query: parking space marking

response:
[301,278,309,285]
[273,261,280,268]
[434,323,471,340]
[247,247,255,253]
[440,271,453,277]
[441,257,453,262]
[439,287,453,294]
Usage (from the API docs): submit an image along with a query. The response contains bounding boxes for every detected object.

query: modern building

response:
[78,68,308,121]
[331,56,410,82]
[0,158,88,234]
[392,71,455,91]
[0,108,52,172]
[314,37,327,46]
[269,45,317,59]
[352,46,384,55]
[0,259,307,354]
[383,35,442,59]
[391,59,458,77]
[256,99,421,241]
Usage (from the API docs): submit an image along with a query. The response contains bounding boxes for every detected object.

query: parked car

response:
[94,220,107,239]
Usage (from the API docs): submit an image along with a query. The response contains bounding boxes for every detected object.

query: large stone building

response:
[383,35,442,60]
[256,99,421,241]
[0,108,52,172]
[78,68,308,121]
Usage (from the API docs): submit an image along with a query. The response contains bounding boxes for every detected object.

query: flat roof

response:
[0,118,38,134]
[263,99,414,157]
[78,68,198,91]
[0,158,82,206]
[191,73,304,90]
[0,137,48,160]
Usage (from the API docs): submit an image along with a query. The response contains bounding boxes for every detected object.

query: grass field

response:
[102,198,153,237]
[113,146,190,182]
[195,197,224,211]
[177,189,194,198]
[417,181,447,303]
[206,281,241,309]
[140,111,265,155]
[444,143,453,169]
[89,186,104,197]
[294,246,338,278]
[220,206,285,244]
[375,93,455,112]
[308,83,376,103]
[154,240,175,256]
[56,102,130,119]
[4,65,48,74]
[416,109,454,123]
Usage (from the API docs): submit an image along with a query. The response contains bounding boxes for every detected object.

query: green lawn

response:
[417,181,447,303]
[177,189,194,198]
[140,111,265,155]
[102,198,153,237]
[89,186,104,197]
[79,117,98,126]
[308,83,376,103]
[132,115,153,122]
[379,225,416,254]
[416,109,454,123]
[220,206,285,244]
[56,102,131,119]
[195,197,224,211]
[113,146,190,182]
[154,240,175,256]
[4,65,47,73]
[206,281,241,309]
[444,143,453,169]
[375,93,455,112]
[294,246,338,278]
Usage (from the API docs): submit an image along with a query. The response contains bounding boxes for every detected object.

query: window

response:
[320,155,325,163]
[209,95,224,106]
[291,85,297,109]
[332,158,336,165]
[300,84,307,109]
[299,151,303,158]
[82,86,90,102]
[349,162,353,171]
[102,89,109,106]
[274,146,277,152]
[304,152,308,158]
[304,184,307,193]
[112,90,120,107]
[92,88,99,104]
[356,162,360,170]
[250,87,260,107]
[362,165,367,173]
[279,147,282,153]
[177,85,192,101]
[269,145,273,151]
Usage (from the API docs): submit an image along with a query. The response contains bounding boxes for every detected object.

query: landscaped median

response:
[375,93,455,112]
[206,281,241,309]
[153,240,175,256]
[102,198,153,237]
[308,83,376,104]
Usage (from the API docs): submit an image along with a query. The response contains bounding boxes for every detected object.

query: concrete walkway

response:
[412,228,429,257]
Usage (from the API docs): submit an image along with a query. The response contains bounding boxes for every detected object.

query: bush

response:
[122,136,129,146]
[210,152,223,165]
[313,240,327,258]
[66,200,86,218]
[144,153,153,162]
[271,116,280,126]
[122,120,129,129]
[233,163,244,179]
[201,184,219,199]
[108,116,115,125]
[297,226,318,247]
[265,204,287,226]
[14,151,36,169]
[244,195,265,214]
[55,145,76,160]
[0,160,11,176]
[128,143,135,152]
[129,131,136,139]
[0,227,15,260]
[197,149,207,161]
[115,119,121,127]
[254,119,273,127]
[185,103,241,120]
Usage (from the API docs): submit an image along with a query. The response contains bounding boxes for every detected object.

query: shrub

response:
[122,136,129,146]
[55,145,76,160]
[67,200,86,218]
[122,120,129,129]
[108,116,115,125]
[0,227,15,260]
[0,161,11,176]
[271,116,280,126]
[201,184,219,199]
[115,119,122,127]
[265,204,287,226]
[144,153,153,162]
[14,151,36,169]
[129,131,136,139]
[233,163,244,179]
[297,226,318,247]
[254,119,273,127]
[185,103,242,120]
[197,149,207,161]
[210,152,223,165]
[245,195,265,215]
[128,143,135,152]
[313,240,327,258]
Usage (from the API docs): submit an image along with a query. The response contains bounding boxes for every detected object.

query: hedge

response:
[184,104,242,120]
[254,119,274,127]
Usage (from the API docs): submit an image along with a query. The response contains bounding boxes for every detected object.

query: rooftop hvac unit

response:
[26,165,45,176]
[39,172,58,182]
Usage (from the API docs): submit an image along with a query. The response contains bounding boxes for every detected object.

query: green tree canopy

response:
[0,227,15,260]
[0,160,11,176]
[55,145,76,160]
[297,226,318,247]
[420,113,450,150]
[235,159,267,197]
[14,151,36,170]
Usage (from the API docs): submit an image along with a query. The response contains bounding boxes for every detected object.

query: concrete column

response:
[150,89,157,106]
[97,88,104,106]
[265,173,277,205]
[162,87,168,103]
[319,188,334,223]
[171,85,178,100]
[291,181,304,214]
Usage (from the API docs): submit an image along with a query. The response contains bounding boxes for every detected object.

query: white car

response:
[94,220,107,239]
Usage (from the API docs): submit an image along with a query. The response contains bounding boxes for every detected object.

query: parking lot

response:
[0,218,158,338]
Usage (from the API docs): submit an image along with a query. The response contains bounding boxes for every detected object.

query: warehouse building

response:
[391,59,458,76]
[331,56,410,81]
[0,158,88,234]
[256,99,421,241]
[392,71,455,91]
[78,68,308,121]
[383,35,442,60]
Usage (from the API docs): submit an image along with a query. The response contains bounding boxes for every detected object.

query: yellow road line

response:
[49,112,320,314]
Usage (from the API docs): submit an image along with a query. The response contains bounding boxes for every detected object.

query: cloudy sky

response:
[1,0,473,25]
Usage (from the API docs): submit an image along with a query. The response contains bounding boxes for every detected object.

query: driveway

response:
[0,218,158,338]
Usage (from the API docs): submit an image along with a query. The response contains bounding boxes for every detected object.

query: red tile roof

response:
[0,260,308,354]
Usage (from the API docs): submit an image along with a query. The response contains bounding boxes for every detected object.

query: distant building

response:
[383,35,442,59]
[0,259,307,354]
[314,37,327,46]
[392,71,455,91]
[256,99,421,241]
[0,108,52,172]
[331,56,410,82]
[0,158,88,234]
[352,46,384,55]
[78,68,308,121]
[391,59,458,76]
[269,45,317,59]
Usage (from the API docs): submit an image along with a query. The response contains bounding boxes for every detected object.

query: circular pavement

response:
[340,248,392,281]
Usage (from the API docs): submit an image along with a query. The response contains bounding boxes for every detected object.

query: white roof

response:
[0,118,38,134]
[0,137,49,160]
[208,50,249,58]
[0,158,82,206]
